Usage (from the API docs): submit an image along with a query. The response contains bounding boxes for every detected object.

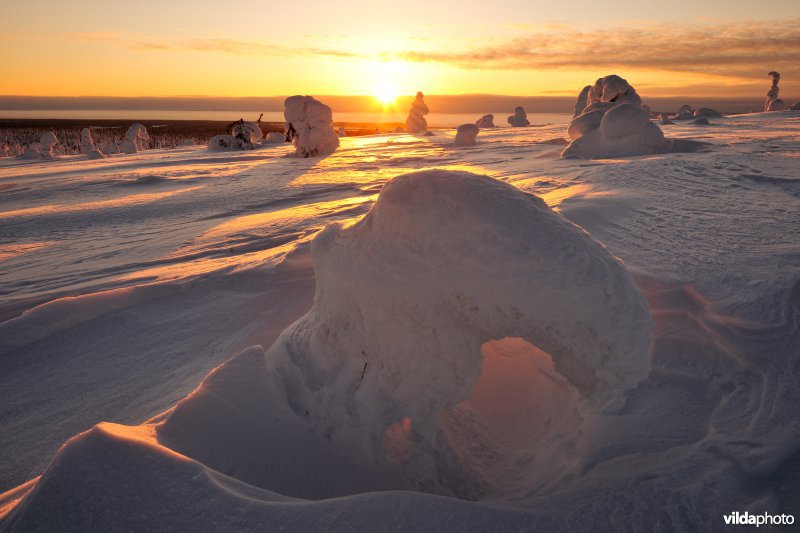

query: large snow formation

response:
[563,75,676,158]
[284,95,340,157]
[405,92,429,133]
[262,170,653,477]
[694,108,721,118]
[453,123,479,146]
[573,75,642,116]
[507,106,530,127]
[475,114,496,128]
[765,71,786,111]
[120,124,150,154]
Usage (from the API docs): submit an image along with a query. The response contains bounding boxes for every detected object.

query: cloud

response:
[73,33,367,60]
[71,19,800,83]
[386,19,800,80]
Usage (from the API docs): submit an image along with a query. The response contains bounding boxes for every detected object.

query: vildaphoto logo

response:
[723,511,794,527]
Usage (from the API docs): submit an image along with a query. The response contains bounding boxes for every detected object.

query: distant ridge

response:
[0,95,786,115]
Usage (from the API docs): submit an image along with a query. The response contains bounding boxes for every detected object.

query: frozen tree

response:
[405,92,429,133]
[121,124,150,154]
[475,114,496,128]
[284,95,340,157]
[39,132,59,160]
[563,75,673,158]
[80,128,96,154]
[507,106,530,127]
[765,71,786,111]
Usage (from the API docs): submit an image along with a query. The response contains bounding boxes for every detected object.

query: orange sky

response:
[1,1,799,99]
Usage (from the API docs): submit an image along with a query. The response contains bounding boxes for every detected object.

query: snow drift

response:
[405,92,429,134]
[453,124,479,146]
[284,95,340,158]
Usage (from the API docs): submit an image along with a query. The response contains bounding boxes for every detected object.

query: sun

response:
[374,80,399,106]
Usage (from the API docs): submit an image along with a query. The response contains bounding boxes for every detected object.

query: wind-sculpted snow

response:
[256,170,652,495]
[563,75,707,158]
[405,92,429,133]
[284,95,340,157]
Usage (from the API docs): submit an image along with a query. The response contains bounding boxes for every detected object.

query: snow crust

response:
[284,95,340,157]
[405,92,429,133]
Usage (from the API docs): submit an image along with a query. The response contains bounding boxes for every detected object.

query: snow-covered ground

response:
[1,112,799,531]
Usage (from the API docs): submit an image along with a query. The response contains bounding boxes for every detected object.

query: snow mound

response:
[405,92,429,133]
[87,149,105,160]
[337,127,347,137]
[79,128,95,154]
[284,95,340,157]
[121,123,149,154]
[475,114,496,128]
[262,131,286,144]
[453,124,479,146]
[507,106,529,127]
[261,170,652,491]
[673,111,694,120]
[207,135,239,151]
[563,102,670,158]
[659,114,674,125]
[694,108,721,118]
[691,117,710,125]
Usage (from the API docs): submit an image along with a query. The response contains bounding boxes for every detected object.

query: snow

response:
[263,131,286,144]
[765,71,786,111]
[284,95,340,157]
[563,103,671,158]
[453,123,479,146]
[230,120,263,146]
[1,112,800,530]
[507,106,529,127]
[120,123,150,154]
[79,128,95,154]
[405,92,429,133]
[694,107,721,118]
[474,114,496,128]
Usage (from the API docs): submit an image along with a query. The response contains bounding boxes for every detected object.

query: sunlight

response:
[374,80,399,106]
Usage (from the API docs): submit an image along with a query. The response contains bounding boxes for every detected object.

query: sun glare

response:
[374,81,399,106]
